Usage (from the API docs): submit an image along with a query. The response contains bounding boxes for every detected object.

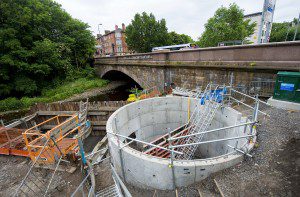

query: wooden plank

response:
[37,111,77,116]
[98,107,119,111]
[88,111,107,116]
[92,136,108,153]
[197,188,203,197]
[92,126,106,131]
[214,179,225,197]
[92,121,107,126]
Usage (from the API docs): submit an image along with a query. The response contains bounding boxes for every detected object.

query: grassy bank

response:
[0,78,108,112]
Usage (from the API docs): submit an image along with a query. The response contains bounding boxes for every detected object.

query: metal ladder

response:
[96,184,121,197]
[96,175,122,197]
[175,85,223,160]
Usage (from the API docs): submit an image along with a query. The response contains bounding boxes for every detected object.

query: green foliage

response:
[0,78,108,112]
[125,12,170,53]
[0,98,25,112]
[198,3,256,47]
[0,0,96,98]
[168,31,194,45]
[270,19,300,42]
[129,87,143,95]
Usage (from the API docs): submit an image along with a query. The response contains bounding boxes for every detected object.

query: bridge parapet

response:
[95,41,300,71]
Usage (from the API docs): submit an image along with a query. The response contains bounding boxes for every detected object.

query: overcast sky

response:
[54,0,299,40]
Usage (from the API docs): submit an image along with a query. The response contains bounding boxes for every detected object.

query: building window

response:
[116,39,122,45]
[117,47,123,52]
[115,32,121,38]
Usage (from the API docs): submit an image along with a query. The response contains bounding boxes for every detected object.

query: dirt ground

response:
[0,155,85,196]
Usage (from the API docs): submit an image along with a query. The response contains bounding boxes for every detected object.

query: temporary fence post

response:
[250,95,259,137]
[78,139,86,165]
[168,128,176,190]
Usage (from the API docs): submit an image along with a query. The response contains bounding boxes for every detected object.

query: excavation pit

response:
[107,96,256,190]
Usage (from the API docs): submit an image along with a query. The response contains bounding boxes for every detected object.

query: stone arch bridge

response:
[95,41,300,94]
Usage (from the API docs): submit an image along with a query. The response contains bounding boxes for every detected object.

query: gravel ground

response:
[196,107,300,196]
[98,107,299,197]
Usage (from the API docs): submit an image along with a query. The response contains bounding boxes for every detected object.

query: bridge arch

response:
[101,69,143,89]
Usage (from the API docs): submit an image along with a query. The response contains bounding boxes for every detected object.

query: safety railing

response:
[23,114,80,164]
[248,80,275,97]
[71,166,96,197]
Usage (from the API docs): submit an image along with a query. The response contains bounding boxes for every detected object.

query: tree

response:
[270,19,300,42]
[0,0,95,98]
[198,3,256,47]
[125,12,170,53]
[168,31,194,45]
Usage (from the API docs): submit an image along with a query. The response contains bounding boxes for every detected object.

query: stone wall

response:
[94,41,300,90]
[95,64,276,91]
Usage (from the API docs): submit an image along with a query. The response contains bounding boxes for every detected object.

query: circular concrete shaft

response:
[106,96,256,190]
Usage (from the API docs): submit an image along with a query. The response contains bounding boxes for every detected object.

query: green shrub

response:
[0,78,109,112]
[0,97,24,112]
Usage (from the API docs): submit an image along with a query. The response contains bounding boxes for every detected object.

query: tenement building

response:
[96,23,129,56]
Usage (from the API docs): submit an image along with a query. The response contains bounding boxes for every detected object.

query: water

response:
[89,83,138,102]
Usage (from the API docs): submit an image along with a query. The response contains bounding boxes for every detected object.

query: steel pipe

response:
[169,121,256,141]
[170,134,255,148]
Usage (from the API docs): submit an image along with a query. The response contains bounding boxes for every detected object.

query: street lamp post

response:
[98,23,102,35]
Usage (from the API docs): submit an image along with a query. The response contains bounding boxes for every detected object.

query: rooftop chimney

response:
[115,25,118,30]
[96,34,102,39]
[122,23,126,31]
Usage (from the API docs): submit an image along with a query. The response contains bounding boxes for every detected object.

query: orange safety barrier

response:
[139,87,162,100]
[0,127,29,157]
[22,114,82,164]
